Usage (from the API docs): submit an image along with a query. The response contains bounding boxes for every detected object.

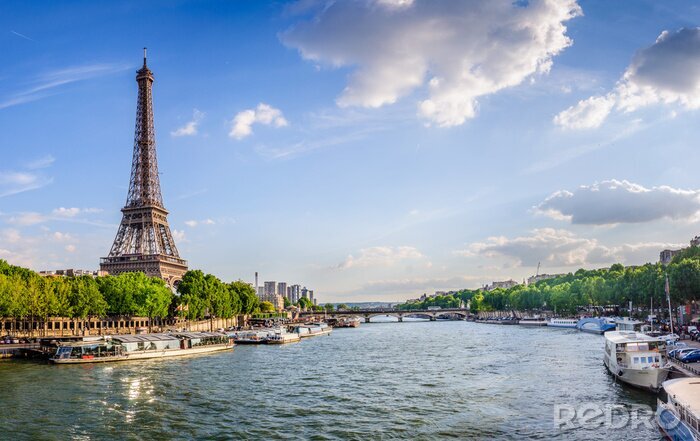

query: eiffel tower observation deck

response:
[100,49,188,287]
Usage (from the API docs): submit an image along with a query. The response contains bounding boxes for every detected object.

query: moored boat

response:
[266,329,301,345]
[231,330,271,344]
[577,317,616,334]
[656,378,700,440]
[50,332,233,364]
[547,318,578,329]
[335,317,361,328]
[518,316,548,326]
[293,323,332,338]
[603,331,669,391]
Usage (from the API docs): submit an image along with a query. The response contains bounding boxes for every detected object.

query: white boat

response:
[603,331,669,391]
[231,329,271,344]
[614,318,648,332]
[657,378,700,440]
[266,329,301,345]
[518,316,548,326]
[293,323,332,338]
[547,318,578,328]
[50,332,233,364]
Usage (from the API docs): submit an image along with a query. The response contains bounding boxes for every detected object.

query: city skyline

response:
[3,1,700,301]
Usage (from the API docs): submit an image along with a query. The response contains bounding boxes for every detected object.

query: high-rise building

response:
[309,290,314,304]
[289,285,301,303]
[264,281,277,298]
[100,50,187,288]
[277,282,287,299]
[257,286,265,298]
[301,287,308,299]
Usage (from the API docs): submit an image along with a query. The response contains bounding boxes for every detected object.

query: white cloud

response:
[0,171,52,198]
[52,232,72,242]
[553,95,614,129]
[229,103,288,140]
[184,219,215,228]
[64,244,76,253]
[0,229,22,244]
[555,27,700,129]
[7,212,46,226]
[171,109,204,137]
[26,155,55,170]
[462,228,685,268]
[0,63,130,110]
[282,0,581,127]
[337,246,424,269]
[52,207,81,217]
[172,229,186,242]
[536,180,700,225]
[462,228,615,267]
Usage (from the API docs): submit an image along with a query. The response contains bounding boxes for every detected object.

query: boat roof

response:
[615,318,644,324]
[664,378,700,416]
[173,332,227,339]
[605,331,663,343]
[113,333,180,343]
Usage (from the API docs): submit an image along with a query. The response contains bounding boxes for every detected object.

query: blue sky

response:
[3,0,700,302]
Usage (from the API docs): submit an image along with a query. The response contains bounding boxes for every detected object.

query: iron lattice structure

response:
[100,51,188,287]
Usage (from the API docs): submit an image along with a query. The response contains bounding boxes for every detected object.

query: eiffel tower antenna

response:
[100,50,188,287]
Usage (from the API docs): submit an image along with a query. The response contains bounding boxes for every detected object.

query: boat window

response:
[633,357,639,364]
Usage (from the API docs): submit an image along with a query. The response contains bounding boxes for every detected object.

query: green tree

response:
[260,301,275,313]
[230,280,257,314]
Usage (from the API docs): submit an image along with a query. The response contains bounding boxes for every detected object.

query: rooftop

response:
[664,378,700,416]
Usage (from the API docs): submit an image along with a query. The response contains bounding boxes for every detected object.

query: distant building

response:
[526,274,564,285]
[264,281,276,297]
[277,282,287,299]
[289,285,301,303]
[39,269,107,278]
[308,290,314,304]
[301,287,309,299]
[260,281,284,310]
[659,235,700,265]
[485,280,519,291]
[660,249,681,266]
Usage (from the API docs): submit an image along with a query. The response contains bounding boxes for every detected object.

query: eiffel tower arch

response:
[100,49,188,288]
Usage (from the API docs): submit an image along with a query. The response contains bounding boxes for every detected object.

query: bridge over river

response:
[298,308,470,323]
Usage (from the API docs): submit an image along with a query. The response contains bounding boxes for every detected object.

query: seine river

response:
[0,320,661,440]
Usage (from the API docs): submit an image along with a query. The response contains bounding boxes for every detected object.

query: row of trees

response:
[175,270,258,320]
[0,260,261,322]
[397,256,700,316]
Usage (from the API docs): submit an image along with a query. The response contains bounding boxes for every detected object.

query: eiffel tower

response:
[100,49,188,287]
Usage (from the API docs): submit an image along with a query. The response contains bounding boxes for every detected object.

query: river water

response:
[0,320,661,440]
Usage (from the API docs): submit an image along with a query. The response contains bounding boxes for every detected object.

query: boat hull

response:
[266,336,301,344]
[299,328,332,338]
[51,344,233,364]
[657,400,699,441]
[604,357,668,391]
